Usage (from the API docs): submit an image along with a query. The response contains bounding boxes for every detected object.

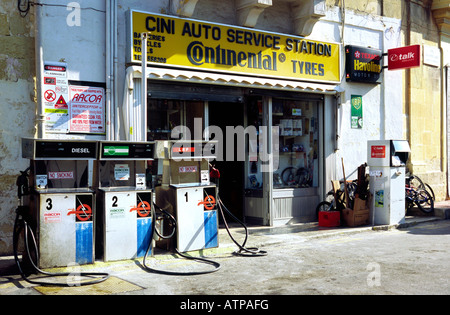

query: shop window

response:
[147,99,205,188]
[147,99,182,141]
[185,101,204,139]
[274,99,319,189]
[147,99,204,141]
[246,97,320,190]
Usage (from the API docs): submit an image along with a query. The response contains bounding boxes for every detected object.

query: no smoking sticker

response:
[44,89,56,102]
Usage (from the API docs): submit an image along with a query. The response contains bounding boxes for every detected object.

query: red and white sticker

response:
[371,146,386,158]
[44,212,62,223]
[48,171,74,179]
[179,166,197,173]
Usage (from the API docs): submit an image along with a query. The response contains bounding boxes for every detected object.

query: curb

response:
[222,213,449,249]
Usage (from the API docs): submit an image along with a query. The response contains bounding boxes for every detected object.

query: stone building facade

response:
[0,0,449,255]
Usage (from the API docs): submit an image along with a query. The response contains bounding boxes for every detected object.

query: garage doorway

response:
[208,102,245,221]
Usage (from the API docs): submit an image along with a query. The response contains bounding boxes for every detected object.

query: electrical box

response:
[367,140,410,167]
[21,138,97,268]
[154,140,219,252]
[367,140,410,225]
[95,141,155,262]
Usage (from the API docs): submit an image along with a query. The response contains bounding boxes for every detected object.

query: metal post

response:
[141,33,148,141]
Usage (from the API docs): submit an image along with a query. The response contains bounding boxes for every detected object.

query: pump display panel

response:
[22,138,97,160]
[34,160,89,190]
[154,140,219,252]
[99,141,154,160]
[171,141,217,159]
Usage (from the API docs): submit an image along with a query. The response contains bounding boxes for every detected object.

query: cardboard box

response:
[342,208,369,227]
[353,198,367,212]
[342,198,370,227]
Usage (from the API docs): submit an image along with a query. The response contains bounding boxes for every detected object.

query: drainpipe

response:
[405,0,412,147]
[439,43,447,193]
[112,0,119,140]
[105,0,112,140]
[106,0,119,140]
[35,4,45,139]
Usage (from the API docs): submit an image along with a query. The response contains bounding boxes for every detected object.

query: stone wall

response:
[328,0,446,200]
[0,0,36,255]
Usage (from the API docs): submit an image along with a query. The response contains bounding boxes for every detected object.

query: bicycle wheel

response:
[296,167,310,187]
[346,180,358,200]
[425,183,435,201]
[408,174,424,189]
[281,167,297,186]
[414,189,434,214]
[315,201,332,219]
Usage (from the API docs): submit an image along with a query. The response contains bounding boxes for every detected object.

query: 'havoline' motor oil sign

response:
[345,45,382,84]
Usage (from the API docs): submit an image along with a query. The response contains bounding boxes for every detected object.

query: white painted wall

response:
[311,7,403,181]
[0,0,36,254]
[34,0,107,140]
[37,0,106,83]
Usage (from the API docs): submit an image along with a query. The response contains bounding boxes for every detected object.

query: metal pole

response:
[141,33,148,142]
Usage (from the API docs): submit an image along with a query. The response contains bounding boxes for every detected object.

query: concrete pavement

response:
[1,201,449,295]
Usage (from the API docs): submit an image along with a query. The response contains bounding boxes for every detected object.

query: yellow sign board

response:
[130,11,341,83]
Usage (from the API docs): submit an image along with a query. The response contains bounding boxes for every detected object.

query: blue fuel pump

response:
[20,138,98,268]
[95,141,155,262]
[14,138,109,286]
[141,142,266,276]
[154,140,220,253]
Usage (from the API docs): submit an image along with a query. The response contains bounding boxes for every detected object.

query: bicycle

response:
[405,176,434,214]
[406,173,435,202]
[315,192,337,215]
[315,180,357,218]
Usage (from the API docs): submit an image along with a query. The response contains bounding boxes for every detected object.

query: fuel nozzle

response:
[209,163,220,179]
[16,167,30,199]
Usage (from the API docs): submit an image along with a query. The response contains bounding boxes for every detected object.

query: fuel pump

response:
[95,141,155,262]
[154,140,219,253]
[20,138,98,269]
[142,140,265,276]
[136,139,221,275]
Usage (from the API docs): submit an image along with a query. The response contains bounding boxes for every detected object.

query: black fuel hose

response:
[208,163,267,257]
[13,206,110,287]
[141,202,221,276]
[217,196,267,257]
[141,188,267,276]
